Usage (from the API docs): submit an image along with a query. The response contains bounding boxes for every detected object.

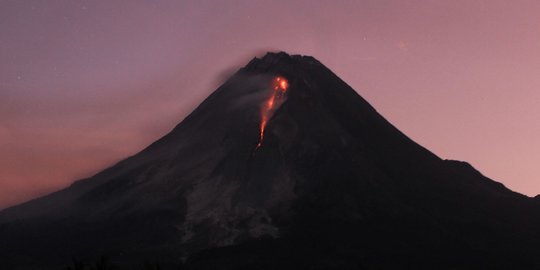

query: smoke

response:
[225,73,274,108]
[210,48,281,89]
[216,72,290,149]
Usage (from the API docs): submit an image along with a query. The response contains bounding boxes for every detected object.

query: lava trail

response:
[256,76,288,149]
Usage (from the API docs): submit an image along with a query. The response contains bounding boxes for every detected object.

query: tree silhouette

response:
[64,258,87,270]
[89,256,117,270]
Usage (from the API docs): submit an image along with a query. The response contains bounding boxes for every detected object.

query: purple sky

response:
[1,0,540,209]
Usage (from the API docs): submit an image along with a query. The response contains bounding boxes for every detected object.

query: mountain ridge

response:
[1,51,540,269]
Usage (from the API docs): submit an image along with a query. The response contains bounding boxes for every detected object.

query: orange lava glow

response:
[256,76,288,149]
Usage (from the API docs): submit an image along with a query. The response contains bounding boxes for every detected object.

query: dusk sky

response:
[1,0,539,209]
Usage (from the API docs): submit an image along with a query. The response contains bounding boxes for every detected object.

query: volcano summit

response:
[1,52,540,269]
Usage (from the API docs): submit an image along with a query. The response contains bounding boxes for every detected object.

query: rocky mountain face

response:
[1,52,540,269]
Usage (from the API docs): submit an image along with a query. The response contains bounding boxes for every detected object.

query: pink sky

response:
[1,0,540,209]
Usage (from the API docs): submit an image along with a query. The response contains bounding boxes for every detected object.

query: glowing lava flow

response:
[256,76,289,149]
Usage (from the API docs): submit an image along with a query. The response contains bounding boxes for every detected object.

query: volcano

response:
[1,52,540,269]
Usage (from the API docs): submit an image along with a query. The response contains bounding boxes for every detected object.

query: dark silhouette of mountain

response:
[1,52,540,269]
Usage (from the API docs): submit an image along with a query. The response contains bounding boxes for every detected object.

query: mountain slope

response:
[1,52,540,269]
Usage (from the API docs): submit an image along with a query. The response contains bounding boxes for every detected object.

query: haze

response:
[1,0,539,209]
